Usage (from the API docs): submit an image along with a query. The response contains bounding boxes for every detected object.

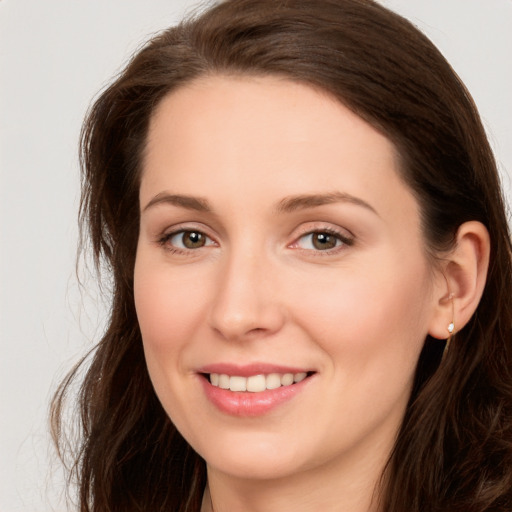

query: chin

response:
[196,431,310,481]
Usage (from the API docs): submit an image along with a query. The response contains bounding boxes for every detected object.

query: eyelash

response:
[290,227,354,255]
[157,226,354,256]
[157,228,217,255]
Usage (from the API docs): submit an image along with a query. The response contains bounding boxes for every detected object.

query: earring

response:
[443,294,455,360]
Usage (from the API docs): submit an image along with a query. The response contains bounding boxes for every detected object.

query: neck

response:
[201,446,389,512]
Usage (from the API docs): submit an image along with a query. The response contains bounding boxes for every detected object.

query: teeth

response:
[294,372,307,383]
[266,373,281,390]
[209,372,309,392]
[281,373,294,386]
[218,374,230,389]
[229,376,247,392]
[247,374,266,392]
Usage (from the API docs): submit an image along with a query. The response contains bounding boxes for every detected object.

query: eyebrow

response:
[142,193,212,213]
[142,191,378,216]
[275,192,378,216]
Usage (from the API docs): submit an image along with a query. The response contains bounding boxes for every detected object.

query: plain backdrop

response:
[1,1,511,511]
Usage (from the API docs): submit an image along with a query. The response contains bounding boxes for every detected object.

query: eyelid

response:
[157,223,218,252]
[155,221,353,254]
[170,230,216,248]
[288,223,354,252]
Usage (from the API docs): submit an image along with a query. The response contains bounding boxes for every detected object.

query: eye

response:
[164,230,215,250]
[295,230,352,251]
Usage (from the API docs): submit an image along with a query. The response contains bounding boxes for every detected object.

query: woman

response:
[52,0,512,510]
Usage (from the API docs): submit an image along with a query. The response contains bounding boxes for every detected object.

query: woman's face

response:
[134,76,442,481]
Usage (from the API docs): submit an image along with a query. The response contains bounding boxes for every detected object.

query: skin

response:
[134,75,451,512]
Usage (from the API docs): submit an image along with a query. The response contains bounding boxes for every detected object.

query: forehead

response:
[141,75,418,226]
[146,74,392,158]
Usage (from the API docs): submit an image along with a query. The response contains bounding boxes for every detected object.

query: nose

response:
[208,249,286,342]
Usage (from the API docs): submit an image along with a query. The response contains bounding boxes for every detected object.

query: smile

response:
[198,366,315,416]
[209,372,308,392]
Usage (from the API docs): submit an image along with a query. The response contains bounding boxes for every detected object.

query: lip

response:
[197,363,315,417]
[198,363,312,377]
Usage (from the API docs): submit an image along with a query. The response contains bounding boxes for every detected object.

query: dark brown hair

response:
[51,1,512,510]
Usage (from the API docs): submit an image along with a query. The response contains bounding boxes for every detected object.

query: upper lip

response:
[197,363,314,377]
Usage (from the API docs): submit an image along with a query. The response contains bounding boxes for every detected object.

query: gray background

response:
[1,1,511,510]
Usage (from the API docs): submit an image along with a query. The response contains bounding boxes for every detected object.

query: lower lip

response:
[199,375,312,417]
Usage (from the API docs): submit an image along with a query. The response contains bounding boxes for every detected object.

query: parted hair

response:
[51,1,512,510]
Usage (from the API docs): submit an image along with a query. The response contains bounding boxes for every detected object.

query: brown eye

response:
[296,231,349,251]
[311,232,338,250]
[182,231,206,248]
[168,230,212,249]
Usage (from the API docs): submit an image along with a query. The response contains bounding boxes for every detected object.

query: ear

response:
[428,221,490,340]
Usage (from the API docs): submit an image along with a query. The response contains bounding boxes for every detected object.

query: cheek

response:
[133,257,215,428]
[291,255,433,369]
[133,254,210,425]
[134,259,208,354]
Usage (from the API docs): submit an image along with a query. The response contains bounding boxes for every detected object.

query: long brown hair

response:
[51,1,512,510]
